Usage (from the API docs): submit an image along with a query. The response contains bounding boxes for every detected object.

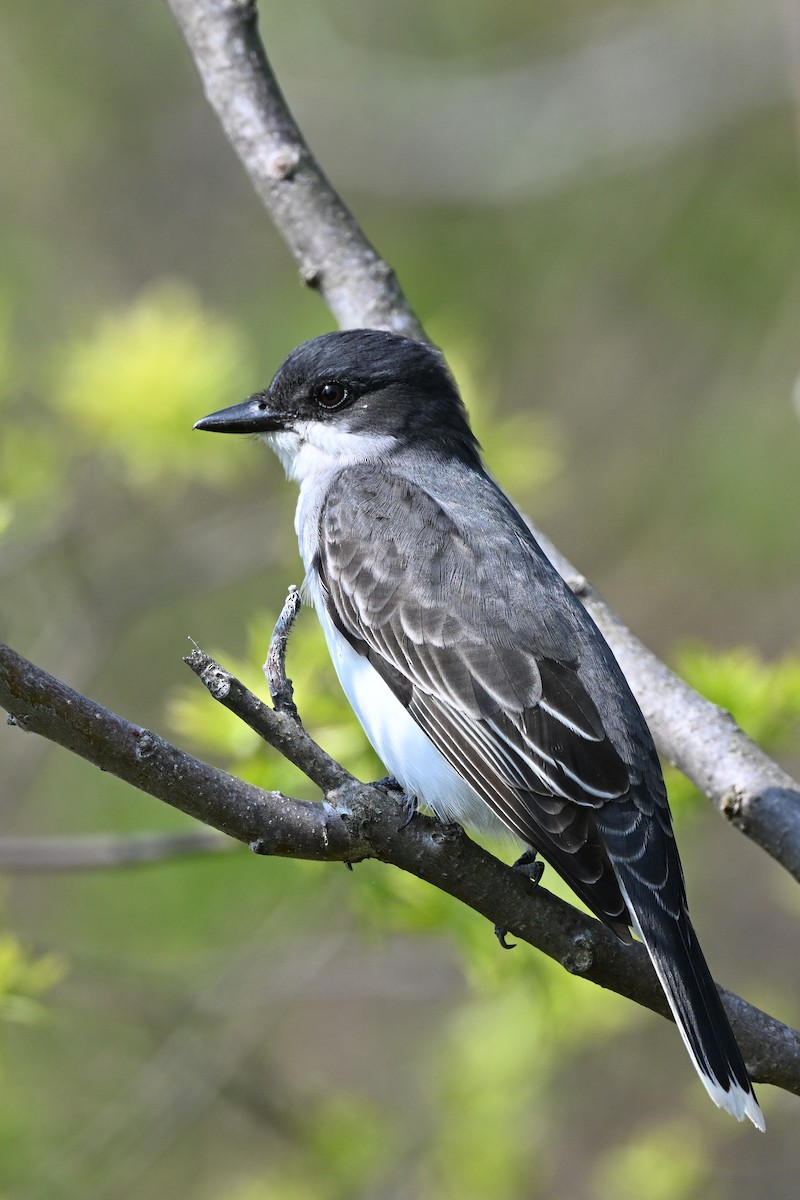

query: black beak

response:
[193,391,283,434]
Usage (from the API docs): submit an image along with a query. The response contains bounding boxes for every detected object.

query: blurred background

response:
[1,0,800,1196]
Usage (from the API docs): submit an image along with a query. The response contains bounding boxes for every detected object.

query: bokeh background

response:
[2,1,800,1197]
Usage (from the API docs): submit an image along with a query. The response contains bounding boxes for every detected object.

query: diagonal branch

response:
[0,640,351,862]
[166,0,424,341]
[184,643,349,796]
[1,636,798,1097]
[165,0,800,884]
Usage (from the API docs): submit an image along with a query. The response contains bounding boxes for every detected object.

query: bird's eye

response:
[313,381,348,410]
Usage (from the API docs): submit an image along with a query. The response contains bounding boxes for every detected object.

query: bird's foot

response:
[494,927,516,950]
[397,792,418,831]
[511,848,545,885]
[372,774,404,793]
[494,850,545,950]
[372,776,417,831]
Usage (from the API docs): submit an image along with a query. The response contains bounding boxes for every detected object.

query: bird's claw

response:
[494,850,544,949]
[373,774,404,793]
[512,849,544,884]
[372,776,417,831]
[494,925,517,950]
[397,792,418,830]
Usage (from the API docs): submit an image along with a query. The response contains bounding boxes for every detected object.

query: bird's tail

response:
[617,878,765,1130]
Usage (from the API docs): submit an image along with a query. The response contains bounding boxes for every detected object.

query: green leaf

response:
[53,282,255,490]
[0,933,66,1028]
[665,645,800,818]
[676,643,800,749]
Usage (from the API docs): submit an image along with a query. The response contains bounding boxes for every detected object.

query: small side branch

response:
[184,644,349,795]
[263,584,302,717]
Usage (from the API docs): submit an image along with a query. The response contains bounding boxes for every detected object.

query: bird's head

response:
[194,329,479,481]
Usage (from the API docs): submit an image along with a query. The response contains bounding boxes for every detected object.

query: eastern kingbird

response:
[196,328,763,1128]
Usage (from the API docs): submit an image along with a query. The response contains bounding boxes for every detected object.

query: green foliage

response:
[595,1120,715,1200]
[433,330,561,506]
[0,932,65,1028]
[0,305,9,407]
[665,646,800,818]
[677,644,800,750]
[0,305,65,542]
[1,282,259,553]
[427,988,545,1200]
[53,282,255,490]
[0,309,12,539]
[305,1093,395,1197]
[420,958,629,1200]
[343,843,631,1198]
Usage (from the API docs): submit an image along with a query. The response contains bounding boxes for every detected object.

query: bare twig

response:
[1,637,798,1096]
[163,0,800,885]
[263,584,302,717]
[184,644,348,795]
[0,830,236,872]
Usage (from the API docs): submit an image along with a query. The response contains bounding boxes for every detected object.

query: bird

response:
[195,327,764,1129]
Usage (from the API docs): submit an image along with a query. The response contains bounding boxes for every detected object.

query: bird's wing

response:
[316,466,671,929]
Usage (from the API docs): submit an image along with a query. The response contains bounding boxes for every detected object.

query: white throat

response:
[262,420,398,485]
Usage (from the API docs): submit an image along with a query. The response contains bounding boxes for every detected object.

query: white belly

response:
[312,591,512,842]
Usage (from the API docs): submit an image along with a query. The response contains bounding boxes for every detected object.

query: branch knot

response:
[721,787,744,820]
[267,146,301,180]
[561,931,595,976]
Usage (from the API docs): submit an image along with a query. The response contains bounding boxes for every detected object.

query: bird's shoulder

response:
[321,459,552,575]
[318,461,587,649]
[320,461,464,545]
[319,464,579,710]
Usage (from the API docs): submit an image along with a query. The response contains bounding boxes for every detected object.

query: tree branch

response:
[184,642,349,796]
[1,637,798,1096]
[0,640,351,863]
[164,0,800,885]
[0,830,237,872]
